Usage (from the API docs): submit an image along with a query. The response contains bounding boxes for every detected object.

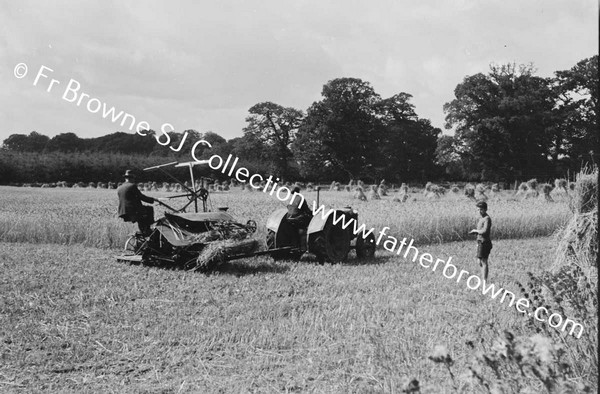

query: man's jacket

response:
[117,182,154,220]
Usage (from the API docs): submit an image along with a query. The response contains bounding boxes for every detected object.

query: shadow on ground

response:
[210,258,291,276]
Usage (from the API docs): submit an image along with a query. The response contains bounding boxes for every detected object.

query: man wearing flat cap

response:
[117,170,156,236]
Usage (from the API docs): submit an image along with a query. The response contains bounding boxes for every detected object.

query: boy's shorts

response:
[477,240,492,258]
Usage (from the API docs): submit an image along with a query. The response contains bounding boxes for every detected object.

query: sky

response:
[1,0,598,142]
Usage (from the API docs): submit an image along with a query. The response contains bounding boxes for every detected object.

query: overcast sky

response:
[1,0,597,142]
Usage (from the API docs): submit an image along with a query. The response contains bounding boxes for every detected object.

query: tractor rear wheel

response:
[267,229,292,261]
[311,221,351,264]
[356,233,376,259]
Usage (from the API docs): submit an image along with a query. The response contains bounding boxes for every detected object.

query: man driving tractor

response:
[117,170,156,236]
[286,186,312,226]
[285,186,313,250]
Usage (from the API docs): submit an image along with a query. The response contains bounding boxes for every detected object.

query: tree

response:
[381,118,442,182]
[202,131,227,147]
[46,132,83,152]
[2,134,30,151]
[435,135,473,179]
[2,131,50,152]
[551,55,598,170]
[243,102,304,179]
[293,78,383,179]
[374,93,441,181]
[444,63,556,181]
[294,78,441,182]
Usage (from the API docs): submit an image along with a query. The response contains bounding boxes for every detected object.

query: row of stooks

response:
[344,179,573,202]
[17,177,575,201]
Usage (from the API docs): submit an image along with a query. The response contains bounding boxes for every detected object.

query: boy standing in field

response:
[469,201,492,281]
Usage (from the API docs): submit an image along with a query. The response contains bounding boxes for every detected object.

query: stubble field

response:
[0,186,587,392]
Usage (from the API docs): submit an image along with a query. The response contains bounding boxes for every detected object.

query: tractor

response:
[265,188,376,263]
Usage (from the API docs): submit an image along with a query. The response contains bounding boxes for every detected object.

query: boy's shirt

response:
[477,214,492,242]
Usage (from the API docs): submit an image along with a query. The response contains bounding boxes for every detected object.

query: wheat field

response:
[0,186,571,250]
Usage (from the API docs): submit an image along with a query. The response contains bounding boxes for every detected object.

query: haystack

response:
[377,184,388,196]
[306,182,314,191]
[464,184,476,201]
[539,183,553,202]
[554,178,568,193]
[526,178,538,190]
[549,178,568,201]
[427,185,445,199]
[393,183,409,202]
[552,169,598,283]
[423,182,432,195]
[368,185,381,200]
[524,178,539,199]
[489,183,500,199]
[569,182,576,191]
[329,181,337,191]
[354,186,367,201]
[474,184,488,202]
[515,182,528,198]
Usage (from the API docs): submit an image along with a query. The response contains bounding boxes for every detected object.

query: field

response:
[0,186,594,392]
[0,186,571,249]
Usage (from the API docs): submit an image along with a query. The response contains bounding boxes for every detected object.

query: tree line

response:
[1,55,596,185]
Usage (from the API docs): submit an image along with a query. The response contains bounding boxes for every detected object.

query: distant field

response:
[0,237,563,392]
[0,186,571,250]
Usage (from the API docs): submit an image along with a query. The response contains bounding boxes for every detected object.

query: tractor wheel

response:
[356,233,376,259]
[311,221,351,264]
[267,229,291,261]
[267,229,303,261]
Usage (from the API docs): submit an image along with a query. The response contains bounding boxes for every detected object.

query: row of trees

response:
[2,55,597,184]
